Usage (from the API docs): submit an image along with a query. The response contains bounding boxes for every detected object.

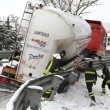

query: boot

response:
[43,89,52,98]
[90,100,96,106]
[102,88,106,94]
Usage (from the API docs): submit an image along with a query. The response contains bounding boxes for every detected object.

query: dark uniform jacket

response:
[46,56,62,73]
[102,67,110,83]
[9,50,21,61]
[43,54,79,75]
[85,67,97,83]
[43,54,64,75]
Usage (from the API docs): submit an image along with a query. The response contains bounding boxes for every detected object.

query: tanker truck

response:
[16,1,92,83]
[0,1,108,88]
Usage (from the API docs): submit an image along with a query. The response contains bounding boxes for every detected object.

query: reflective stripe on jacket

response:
[43,53,62,75]
[85,71,95,74]
[14,55,20,59]
[85,67,97,83]
[106,80,110,83]
[86,80,95,83]
[43,57,53,75]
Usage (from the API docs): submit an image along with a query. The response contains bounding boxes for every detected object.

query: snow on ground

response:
[0,61,15,110]
[41,72,110,110]
[0,91,14,110]
[0,63,110,110]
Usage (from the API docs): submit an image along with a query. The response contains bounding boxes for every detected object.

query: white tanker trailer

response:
[16,2,92,82]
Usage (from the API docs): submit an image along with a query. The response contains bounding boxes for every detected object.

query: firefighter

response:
[9,49,21,70]
[100,63,110,94]
[9,49,21,62]
[85,61,97,104]
[43,50,66,98]
[43,50,66,75]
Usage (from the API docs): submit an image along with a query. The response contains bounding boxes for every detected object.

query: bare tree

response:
[39,0,100,15]
[9,15,24,49]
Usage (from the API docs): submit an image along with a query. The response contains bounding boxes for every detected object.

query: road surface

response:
[0,90,14,110]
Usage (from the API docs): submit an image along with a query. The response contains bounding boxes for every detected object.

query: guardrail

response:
[6,71,77,110]
[6,56,110,110]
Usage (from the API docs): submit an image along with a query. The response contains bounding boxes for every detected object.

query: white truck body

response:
[16,5,91,82]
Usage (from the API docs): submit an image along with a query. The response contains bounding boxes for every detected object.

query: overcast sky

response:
[0,0,109,23]
[83,0,110,23]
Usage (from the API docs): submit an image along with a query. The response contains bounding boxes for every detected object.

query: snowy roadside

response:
[0,70,110,110]
[0,91,14,110]
[41,71,110,110]
[0,61,15,110]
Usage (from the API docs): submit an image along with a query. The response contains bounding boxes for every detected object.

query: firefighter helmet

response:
[59,50,66,58]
